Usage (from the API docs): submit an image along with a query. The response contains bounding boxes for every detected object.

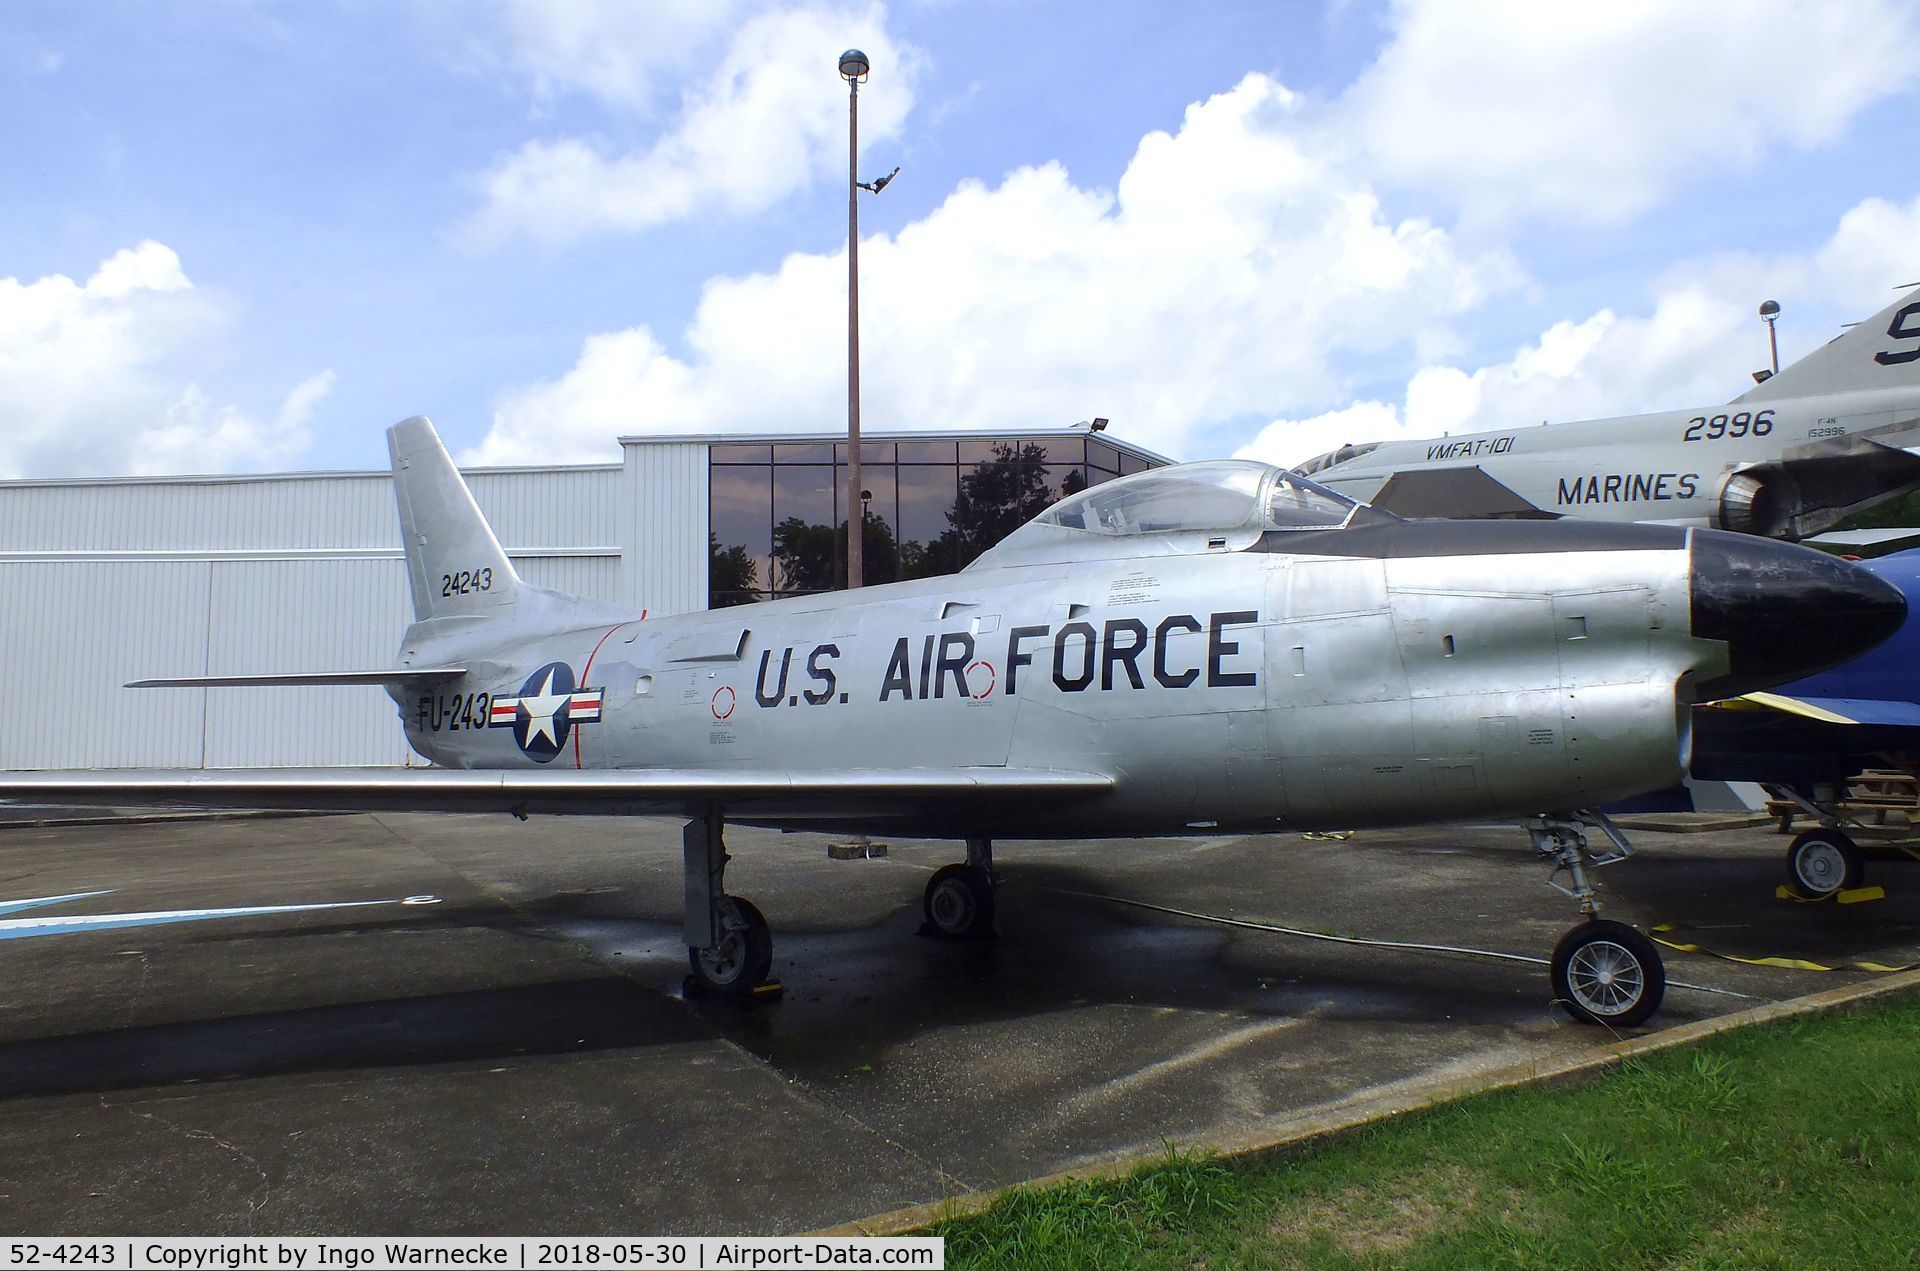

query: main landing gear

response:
[682,808,774,996]
[922,837,998,939]
[1528,811,1665,1027]
[680,815,1003,996]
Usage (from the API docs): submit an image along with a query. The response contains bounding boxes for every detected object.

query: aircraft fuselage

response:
[401,523,1724,837]
[1315,385,1920,535]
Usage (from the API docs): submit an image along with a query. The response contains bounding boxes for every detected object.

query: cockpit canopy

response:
[968,459,1375,570]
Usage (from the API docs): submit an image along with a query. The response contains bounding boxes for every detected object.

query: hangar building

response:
[0,426,1164,769]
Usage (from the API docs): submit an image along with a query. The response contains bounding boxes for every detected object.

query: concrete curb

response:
[812,966,1920,1237]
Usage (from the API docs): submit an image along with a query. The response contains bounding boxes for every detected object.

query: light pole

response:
[840,48,868,589]
[838,48,897,588]
[1759,299,1781,378]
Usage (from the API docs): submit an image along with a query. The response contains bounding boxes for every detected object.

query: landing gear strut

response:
[923,837,997,938]
[1527,811,1665,1027]
[683,807,774,996]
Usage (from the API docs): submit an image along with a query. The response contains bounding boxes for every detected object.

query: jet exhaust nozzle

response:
[1689,529,1907,699]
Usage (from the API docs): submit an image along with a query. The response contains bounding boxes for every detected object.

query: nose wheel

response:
[1550,919,1665,1027]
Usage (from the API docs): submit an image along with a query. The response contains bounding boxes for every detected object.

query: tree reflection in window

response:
[773,514,901,593]
[708,436,1143,607]
[903,443,1086,578]
[709,533,759,608]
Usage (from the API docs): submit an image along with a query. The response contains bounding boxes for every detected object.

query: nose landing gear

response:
[1529,811,1665,1027]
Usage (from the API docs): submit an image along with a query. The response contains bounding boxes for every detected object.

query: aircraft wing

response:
[1364,466,1557,520]
[0,766,1114,821]
[1691,693,1920,783]
[1722,693,1920,728]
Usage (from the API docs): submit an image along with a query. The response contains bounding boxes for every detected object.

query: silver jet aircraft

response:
[1,418,1906,1027]
[1302,286,1920,540]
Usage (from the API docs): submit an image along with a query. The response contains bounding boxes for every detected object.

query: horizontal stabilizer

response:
[0,766,1114,821]
[127,668,467,689]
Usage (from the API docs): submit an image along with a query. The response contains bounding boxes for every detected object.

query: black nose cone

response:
[1691,529,1907,698]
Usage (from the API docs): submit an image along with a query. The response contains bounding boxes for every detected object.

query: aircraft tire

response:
[924,864,995,938]
[1784,829,1864,899]
[688,896,773,995]
[1551,920,1665,1027]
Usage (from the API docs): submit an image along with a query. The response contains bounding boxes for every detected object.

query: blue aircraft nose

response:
[1690,529,1907,699]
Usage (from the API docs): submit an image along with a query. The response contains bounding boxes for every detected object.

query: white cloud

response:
[1814,195,1920,303]
[1237,193,1920,469]
[468,74,1517,465]
[491,0,741,110]
[128,371,335,477]
[1339,0,1920,223]
[465,3,920,245]
[1235,401,1404,474]
[0,243,332,478]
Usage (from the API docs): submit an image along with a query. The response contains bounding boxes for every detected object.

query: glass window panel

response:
[1047,464,1091,500]
[833,440,897,463]
[709,465,772,606]
[711,443,772,464]
[773,464,835,527]
[898,465,959,580]
[769,465,838,596]
[1088,440,1121,473]
[1015,438,1083,465]
[774,442,836,464]
[897,440,957,463]
[957,439,1003,464]
[943,445,1070,569]
[857,466,900,586]
[1118,451,1152,475]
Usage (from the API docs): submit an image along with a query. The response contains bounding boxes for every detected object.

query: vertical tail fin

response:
[388,416,521,622]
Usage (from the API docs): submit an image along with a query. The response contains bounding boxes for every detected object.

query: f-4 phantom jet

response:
[1303,286,1920,541]
[1,418,1905,1027]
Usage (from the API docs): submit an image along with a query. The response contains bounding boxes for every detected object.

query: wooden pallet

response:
[1768,770,1919,832]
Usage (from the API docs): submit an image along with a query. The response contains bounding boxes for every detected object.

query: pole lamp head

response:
[839,49,870,83]
[1759,299,1780,324]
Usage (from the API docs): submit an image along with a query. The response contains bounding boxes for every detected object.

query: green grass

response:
[933,1000,1920,1268]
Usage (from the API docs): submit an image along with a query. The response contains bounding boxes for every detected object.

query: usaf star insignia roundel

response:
[487,661,603,762]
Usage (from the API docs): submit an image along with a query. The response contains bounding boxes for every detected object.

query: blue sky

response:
[4,0,1918,477]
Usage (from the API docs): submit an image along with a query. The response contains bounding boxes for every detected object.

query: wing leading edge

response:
[0,766,1114,821]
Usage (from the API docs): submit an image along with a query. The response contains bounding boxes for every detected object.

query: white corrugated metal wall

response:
[0,430,1160,768]
[0,461,637,769]
[621,440,709,617]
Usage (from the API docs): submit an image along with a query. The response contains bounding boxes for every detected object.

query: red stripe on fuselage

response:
[573,625,623,769]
